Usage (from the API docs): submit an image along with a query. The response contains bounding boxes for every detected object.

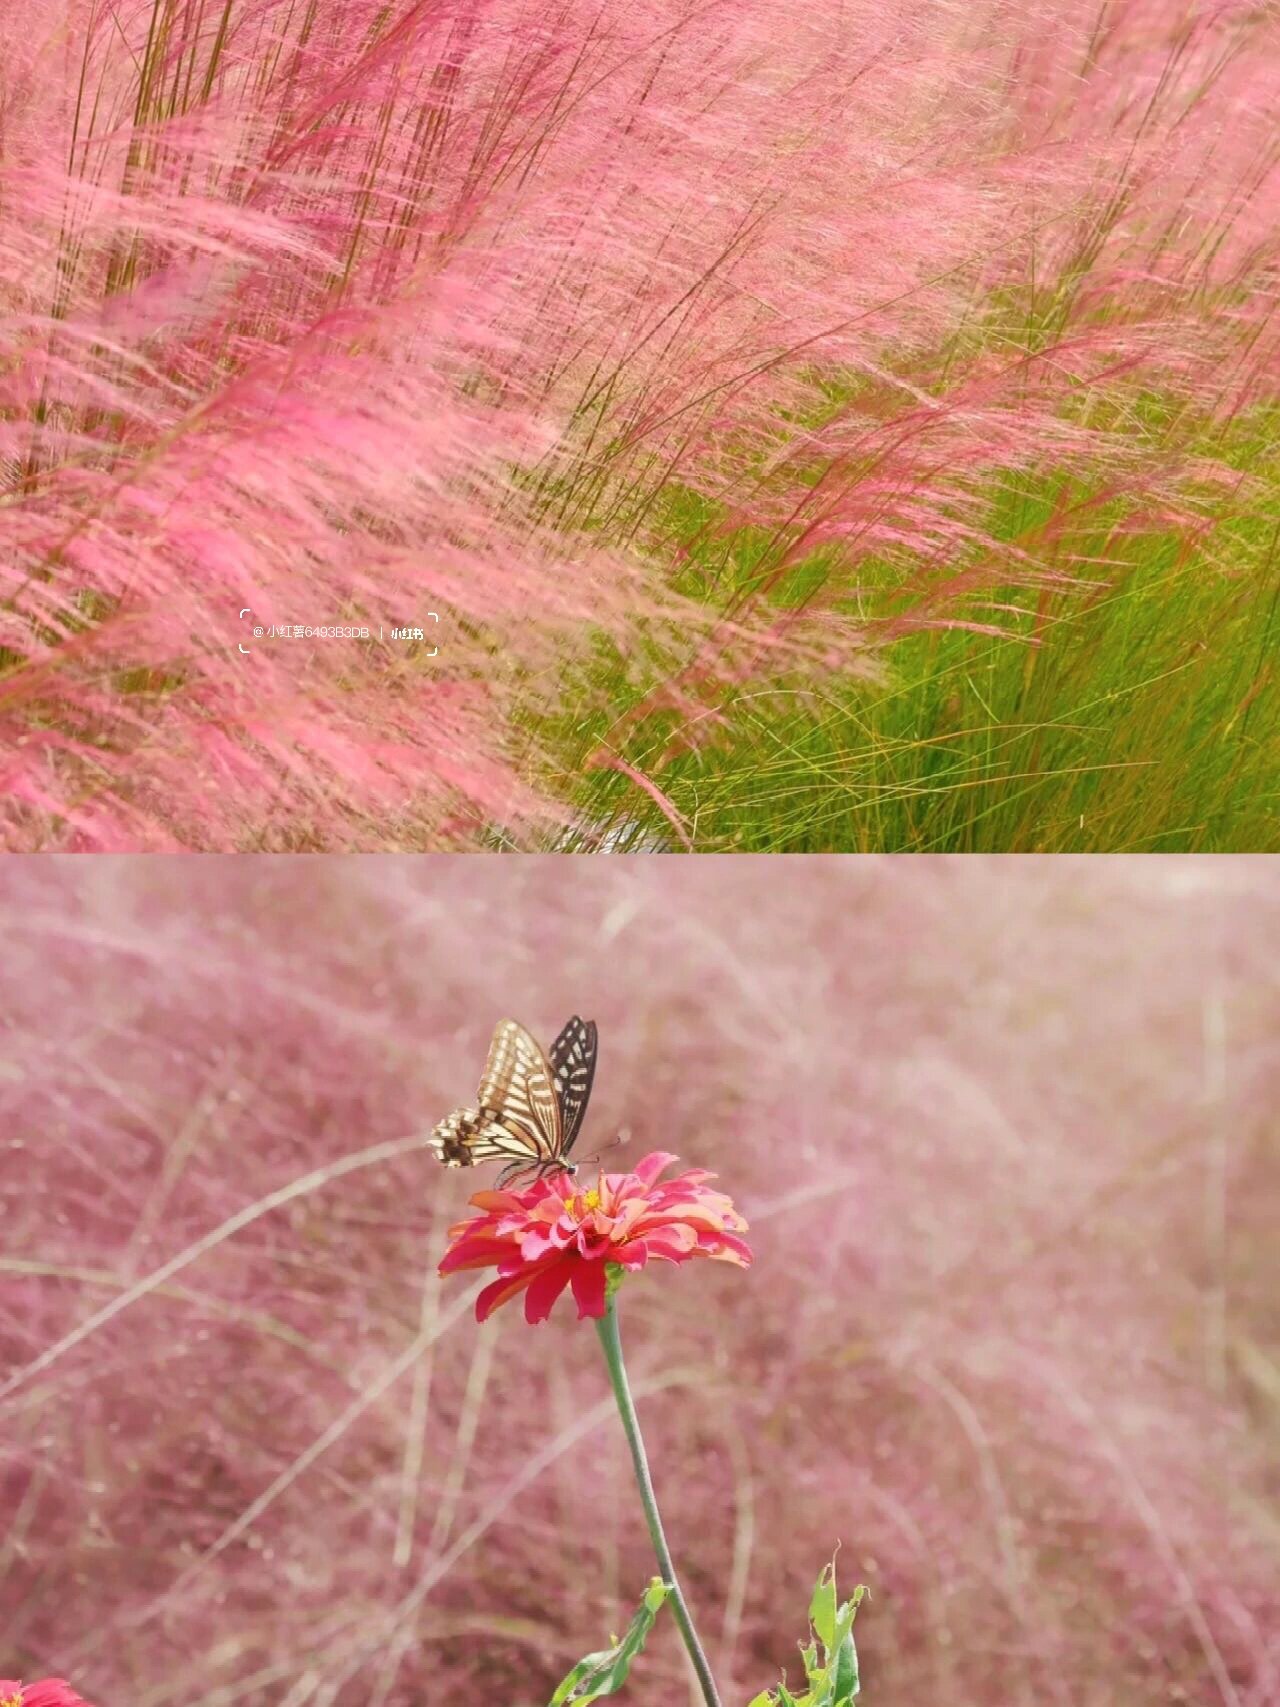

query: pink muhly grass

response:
[1,856,1277,1703]
[0,0,1277,846]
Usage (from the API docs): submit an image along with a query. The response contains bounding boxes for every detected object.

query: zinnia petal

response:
[570,1260,610,1319]
[629,1150,680,1189]
[475,1268,540,1322]
[523,1260,576,1324]
[17,1686,91,1707]
[468,1188,529,1213]
[634,1225,699,1261]
[701,1232,754,1265]
[440,1233,518,1273]
[438,1152,750,1324]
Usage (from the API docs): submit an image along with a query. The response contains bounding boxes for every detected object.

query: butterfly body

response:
[431,1017,598,1186]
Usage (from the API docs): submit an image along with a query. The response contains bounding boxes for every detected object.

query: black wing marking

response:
[429,1105,543,1168]
[548,1016,598,1158]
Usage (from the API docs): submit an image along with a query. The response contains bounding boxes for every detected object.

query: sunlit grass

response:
[3,0,1278,846]
[535,405,1279,851]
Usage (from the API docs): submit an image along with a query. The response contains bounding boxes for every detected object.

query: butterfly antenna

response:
[577,1127,632,1168]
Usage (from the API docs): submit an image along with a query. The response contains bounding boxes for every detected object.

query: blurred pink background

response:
[1,856,1276,1705]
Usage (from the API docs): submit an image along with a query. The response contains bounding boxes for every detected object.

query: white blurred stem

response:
[1202,985,1228,1395]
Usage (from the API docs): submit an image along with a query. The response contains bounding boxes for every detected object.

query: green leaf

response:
[548,1578,669,1705]
[809,1564,838,1652]
[755,1561,867,1707]
[830,1629,860,1705]
[825,1576,863,1704]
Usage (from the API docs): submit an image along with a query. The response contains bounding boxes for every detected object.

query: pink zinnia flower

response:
[439,1151,752,1324]
[0,1684,91,1707]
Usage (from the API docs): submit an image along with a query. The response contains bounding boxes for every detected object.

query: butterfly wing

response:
[429,1105,537,1168]
[548,1016,597,1158]
[430,1020,569,1172]
[475,1018,563,1160]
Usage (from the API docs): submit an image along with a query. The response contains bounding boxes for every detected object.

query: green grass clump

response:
[531,417,1279,852]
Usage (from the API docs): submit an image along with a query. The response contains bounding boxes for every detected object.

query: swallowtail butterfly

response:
[430,1016,598,1186]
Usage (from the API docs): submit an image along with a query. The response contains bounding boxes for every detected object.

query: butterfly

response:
[430,1016,599,1187]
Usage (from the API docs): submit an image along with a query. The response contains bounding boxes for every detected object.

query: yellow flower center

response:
[2,1692,22,1707]
[570,1187,601,1218]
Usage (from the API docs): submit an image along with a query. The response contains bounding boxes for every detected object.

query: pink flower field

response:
[1,0,1277,849]
[1,854,1276,1704]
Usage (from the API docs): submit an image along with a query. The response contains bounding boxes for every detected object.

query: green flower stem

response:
[595,1289,724,1707]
